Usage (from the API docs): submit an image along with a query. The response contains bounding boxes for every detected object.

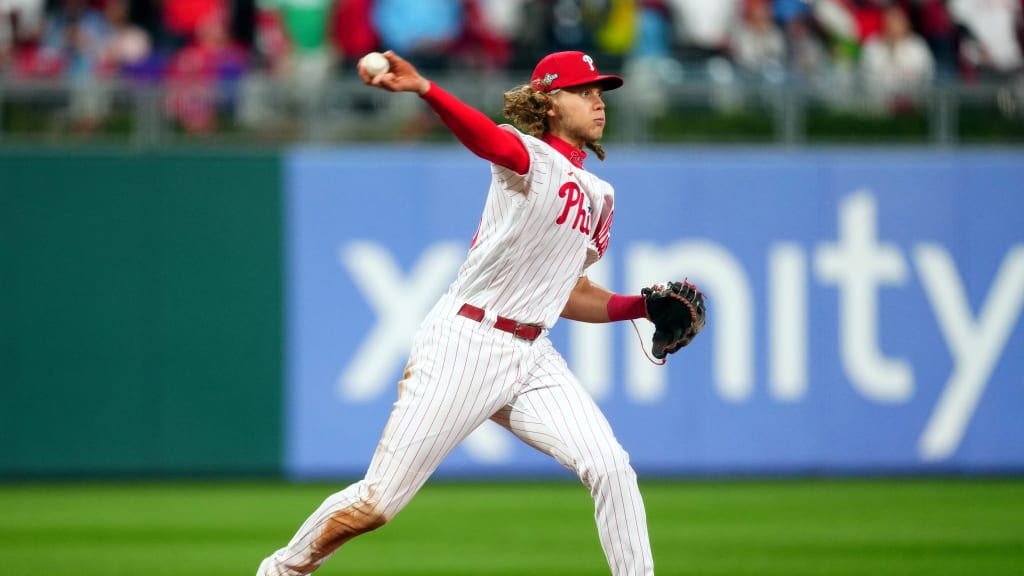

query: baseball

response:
[360,51,390,77]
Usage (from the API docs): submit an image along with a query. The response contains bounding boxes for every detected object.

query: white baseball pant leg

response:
[492,338,655,576]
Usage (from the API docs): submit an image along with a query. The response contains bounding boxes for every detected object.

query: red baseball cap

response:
[531,51,624,93]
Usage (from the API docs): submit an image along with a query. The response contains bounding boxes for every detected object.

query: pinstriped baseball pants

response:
[258,295,654,575]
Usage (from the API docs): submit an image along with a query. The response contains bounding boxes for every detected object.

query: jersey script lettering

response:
[556,181,592,234]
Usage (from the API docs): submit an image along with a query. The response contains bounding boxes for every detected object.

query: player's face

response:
[548,83,606,148]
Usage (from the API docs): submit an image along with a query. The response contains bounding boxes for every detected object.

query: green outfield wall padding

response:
[0,151,283,477]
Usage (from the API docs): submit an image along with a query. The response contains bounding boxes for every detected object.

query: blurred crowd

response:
[0,0,1021,131]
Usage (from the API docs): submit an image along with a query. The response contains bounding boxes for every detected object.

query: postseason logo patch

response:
[538,72,559,88]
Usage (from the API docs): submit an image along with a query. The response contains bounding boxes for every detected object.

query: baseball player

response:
[258,50,668,576]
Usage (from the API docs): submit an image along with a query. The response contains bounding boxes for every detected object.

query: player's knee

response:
[578,446,636,489]
[336,496,389,535]
[314,494,389,558]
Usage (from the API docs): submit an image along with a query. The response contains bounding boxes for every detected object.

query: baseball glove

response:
[641,280,706,360]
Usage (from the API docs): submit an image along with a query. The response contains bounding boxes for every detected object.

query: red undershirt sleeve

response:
[606,294,648,322]
[420,81,530,175]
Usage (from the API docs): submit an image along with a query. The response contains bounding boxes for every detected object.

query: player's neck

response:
[542,133,587,169]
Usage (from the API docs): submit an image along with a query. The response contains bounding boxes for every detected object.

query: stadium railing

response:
[1,72,1022,147]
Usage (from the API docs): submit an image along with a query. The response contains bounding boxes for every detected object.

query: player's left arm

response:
[561,276,647,323]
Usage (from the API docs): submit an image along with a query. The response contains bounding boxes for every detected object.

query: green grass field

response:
[1,478,1021,575]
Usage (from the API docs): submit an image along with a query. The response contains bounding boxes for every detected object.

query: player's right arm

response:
[360,51,530,175]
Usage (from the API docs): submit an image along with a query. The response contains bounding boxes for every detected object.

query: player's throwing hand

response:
[357,50,431,95]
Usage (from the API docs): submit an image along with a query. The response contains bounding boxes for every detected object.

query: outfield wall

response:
[0,151,283,476]
[2,148,1022,479]
[286,148,1024,479]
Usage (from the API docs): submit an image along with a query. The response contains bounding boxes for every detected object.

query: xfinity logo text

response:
[336,191,1024,463]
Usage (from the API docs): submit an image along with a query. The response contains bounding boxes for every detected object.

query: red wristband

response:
[606,294,648,322]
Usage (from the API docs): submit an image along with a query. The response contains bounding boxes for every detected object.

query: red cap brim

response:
[594,75,624,91]
[553,74,624,92]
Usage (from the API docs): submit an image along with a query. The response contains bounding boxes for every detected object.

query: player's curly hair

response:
[502,85,607,161]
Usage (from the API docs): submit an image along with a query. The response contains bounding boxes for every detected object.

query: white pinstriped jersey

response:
[447,125,615,328]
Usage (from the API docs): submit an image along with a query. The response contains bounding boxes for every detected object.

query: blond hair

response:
[502,84,607,161]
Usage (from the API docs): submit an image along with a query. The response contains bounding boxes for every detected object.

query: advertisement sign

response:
[286,148,1024,478]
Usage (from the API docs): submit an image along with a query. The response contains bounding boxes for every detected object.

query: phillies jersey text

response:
[449,126,615,328]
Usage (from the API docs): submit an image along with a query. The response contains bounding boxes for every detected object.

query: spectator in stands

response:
[859,4,935,113]
[1,7,11,72]
[452,0,513,71]
[268,0,334,101]
[666,0,742,59]
[729,0,786,80]
[499,0,550,69]
[465,0,523,70]
[809,0,866,109]
[666,0,746,113]
[158,0,224,51]
[230,0,259,53]
[365,0,464,140]
[810,0,898,61]
[810,0,885,56]
[772,0,824,81]
[37,0,113,129]
[238,0,335,131]
[949,0,1023,80]
[0,0,46,74]
[784,11,830,80]
[98,0,151,74]
[330,0,378,70]
[620,0,682,115]
[164,5,248,133]
[236,2,286,128]
[851,0,888,43]
[536,0,609,54]
[372,0,463,71]
[631,0,674,58]
[33,0,102,74]
[773,0,812,26]
[908,0,959,79]
[594,0,638,58]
